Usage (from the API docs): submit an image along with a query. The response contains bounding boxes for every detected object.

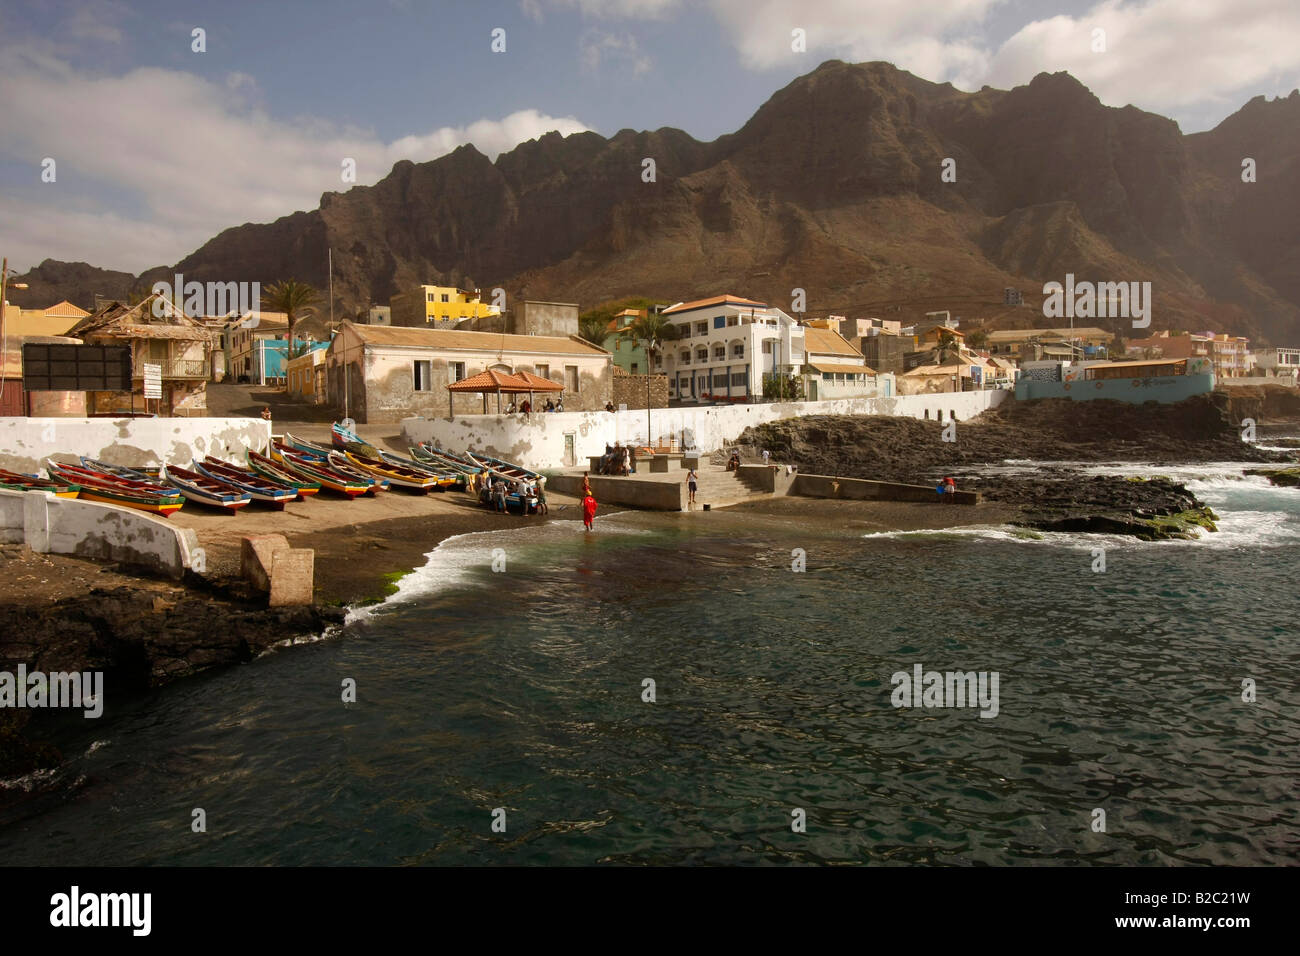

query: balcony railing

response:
[134,358,209,379]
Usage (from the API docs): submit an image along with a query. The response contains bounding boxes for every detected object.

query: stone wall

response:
[0,416,271,472]
[612,369,669,409]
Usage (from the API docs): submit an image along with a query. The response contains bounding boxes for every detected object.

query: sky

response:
[1,0,1297,276]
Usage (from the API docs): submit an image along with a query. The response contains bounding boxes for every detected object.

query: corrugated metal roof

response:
[807,361,876,375]
[802,326,860,357]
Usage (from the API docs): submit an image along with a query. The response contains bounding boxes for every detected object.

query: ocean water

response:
[2,462,1298,865]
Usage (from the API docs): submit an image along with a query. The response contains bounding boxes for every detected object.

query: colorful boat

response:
[246,449,321,498]
[412,443,484,474]
[196,458,298,509]
[46,461,184,516]
[332,421,363,449]
[333,449,438,493]
[278,436,388,493]
[467,452,545,486]
[161,465,252,513]
[478,481,538,516]
[81,457,161,480]
[342,442,460,489]
[0,468,80,498]
[268,445,370,498]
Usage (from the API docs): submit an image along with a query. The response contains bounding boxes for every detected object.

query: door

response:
[564,433,576,468]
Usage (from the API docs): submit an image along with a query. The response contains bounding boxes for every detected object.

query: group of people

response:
[935,476,957,503]
[504,398,564,417]
[594,443,636,476]
[478,473,548,515]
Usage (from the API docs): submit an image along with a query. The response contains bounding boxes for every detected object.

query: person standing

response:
[493,478,507,513]
[582,493,597,531]
[622,447,631,476]
[944,476,957,504]
[535,482,548,515]
[762,449,771,467]
[687,468,698,504]
[581,471,592,496]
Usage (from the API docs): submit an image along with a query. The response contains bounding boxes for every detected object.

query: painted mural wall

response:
[0,417,272,472]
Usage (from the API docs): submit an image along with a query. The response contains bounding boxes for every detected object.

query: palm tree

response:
[578,314,610,347]
[624,310,677,446]
[262,279,320,358]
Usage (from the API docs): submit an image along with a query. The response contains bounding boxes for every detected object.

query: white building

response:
[1255,347,1300,381]
[801,326,880,399]
[659,294,803,403]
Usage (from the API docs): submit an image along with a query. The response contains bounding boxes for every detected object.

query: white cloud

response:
[542,0,680,18]
[579,29,653,74]
[708,0,1000,86]
[0,47,590,273]
[985,0,1300,113]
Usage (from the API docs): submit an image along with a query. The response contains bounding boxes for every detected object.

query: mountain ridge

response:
[12,60,1300,344]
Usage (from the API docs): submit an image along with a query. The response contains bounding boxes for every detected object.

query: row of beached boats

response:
[0,423,547,518]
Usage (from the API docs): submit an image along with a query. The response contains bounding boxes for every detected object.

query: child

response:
[582,494,597,531]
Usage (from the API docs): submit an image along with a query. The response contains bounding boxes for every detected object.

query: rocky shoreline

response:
[731,392,1297,541]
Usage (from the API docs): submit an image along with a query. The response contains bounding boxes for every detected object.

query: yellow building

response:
[389,286,500,328]
[286,345,329,402]
[1,299,90,337]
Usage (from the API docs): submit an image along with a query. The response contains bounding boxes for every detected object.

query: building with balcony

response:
[67,293,214,416]
[1255,346,1300,381]
[602,308,650,374]
[659,294,802,403]
[801,326,879,399]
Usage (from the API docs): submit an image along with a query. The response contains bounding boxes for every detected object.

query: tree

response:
[624,310,678,445]
[262,279,320,358]
[967,329,988,349]
[578,314,610,347]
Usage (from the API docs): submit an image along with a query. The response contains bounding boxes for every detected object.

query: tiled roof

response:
[662,294,767,315]
[347,321,608,356]
[447,369,534,393]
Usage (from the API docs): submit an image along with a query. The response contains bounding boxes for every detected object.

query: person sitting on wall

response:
[520,399,532,420]
[260,406,272,421]
[505,401,516,414]
[544,399,555,412]
[605,401,615,413]
[555,398,564,412]
[727,452,740,471]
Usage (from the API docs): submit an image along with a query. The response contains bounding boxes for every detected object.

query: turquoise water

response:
[2,463,1298,865]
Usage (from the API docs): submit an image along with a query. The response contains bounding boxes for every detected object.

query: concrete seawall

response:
[0,488,201,579]
[403,390,1010,471]
[792,473,980,505]
[545,474,685,511]
[0,417,272,472]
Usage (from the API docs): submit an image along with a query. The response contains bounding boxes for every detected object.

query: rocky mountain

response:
[11,60,1300,344]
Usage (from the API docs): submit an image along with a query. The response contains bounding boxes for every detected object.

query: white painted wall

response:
[402,389,1010,470]
[0,417,271,472]
[0,488,201,579]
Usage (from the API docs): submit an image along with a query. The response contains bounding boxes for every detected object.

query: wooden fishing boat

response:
[478,481,538,516]
[161,465,252,513]
[196,458,298,509]
[268,446,370,498]
[332,421,363,449]
[81,457,162,480]
[276,436,388,493]
[333,449,438,493]
[342,442,460,489]
[413,443,484,474]
[0,468,80,498]
[246,449,321,497]
[46,461,184,516]
[467,451,545,486]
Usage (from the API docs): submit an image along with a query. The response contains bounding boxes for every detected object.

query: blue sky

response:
[1,0,1297,274]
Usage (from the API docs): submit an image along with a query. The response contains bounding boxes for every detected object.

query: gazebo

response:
[446,368,563,417]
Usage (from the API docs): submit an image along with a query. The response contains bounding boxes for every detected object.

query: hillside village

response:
[2,281,1293,424]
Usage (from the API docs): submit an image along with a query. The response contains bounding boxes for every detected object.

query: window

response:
[823,373,832,381]
[680,350,691,364]
[712,372,728,387]
[762,341,773,354]
[696,347,708,362]
[426,292,435,302]
[713,346,725,360]
[441,293,450,302]
[731,371,746,386]
[631,363,639,374]
[678,377,690,390]
[413,360,432,391]
[449,361,466,382]
[727,316,739,327]
[695,322,708,336]
[536,364,549,379]
[565,365,578,394]
[713,316,726,329]
[732,344,744,358]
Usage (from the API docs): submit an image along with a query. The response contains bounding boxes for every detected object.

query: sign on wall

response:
[21,343,132,392]
[143,363,163,399]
